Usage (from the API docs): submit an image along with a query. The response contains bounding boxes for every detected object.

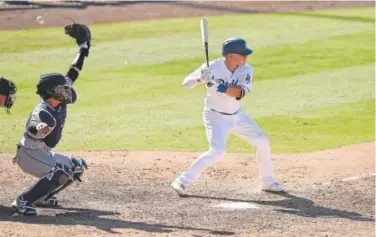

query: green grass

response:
[228,99,375,153]
[0,7,374,154]
[141,32,374,79]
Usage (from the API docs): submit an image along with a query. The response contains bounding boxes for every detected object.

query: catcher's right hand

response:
[36,123,52,136]
[64,23,91,52]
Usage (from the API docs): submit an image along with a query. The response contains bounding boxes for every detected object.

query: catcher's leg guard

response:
[41,157,88,202]
[71,157,87,181]
[13,163,73,215]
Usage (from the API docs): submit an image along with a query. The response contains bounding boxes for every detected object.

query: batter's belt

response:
[210,109,240,115]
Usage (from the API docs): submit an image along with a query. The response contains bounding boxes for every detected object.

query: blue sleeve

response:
[27,109,56,135]
[66,48,87,84]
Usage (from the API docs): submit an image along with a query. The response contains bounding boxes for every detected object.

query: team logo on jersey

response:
[229,79,239,86]
[216,79,239,87]
[217,79,225,85]
[245,73,251,84]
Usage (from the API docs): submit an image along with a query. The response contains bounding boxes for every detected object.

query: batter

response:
[171,37,284,196]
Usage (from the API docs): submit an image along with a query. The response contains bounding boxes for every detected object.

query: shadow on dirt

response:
[184,192,375,222]
[0,205,234,235]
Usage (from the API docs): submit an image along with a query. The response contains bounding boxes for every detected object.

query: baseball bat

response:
[200,18,209,67]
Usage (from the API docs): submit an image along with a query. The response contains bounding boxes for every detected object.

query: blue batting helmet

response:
[222,37,253,56]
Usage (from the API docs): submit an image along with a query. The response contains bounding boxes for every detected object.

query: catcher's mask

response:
[0,77,17,114]
[37,73,75,104]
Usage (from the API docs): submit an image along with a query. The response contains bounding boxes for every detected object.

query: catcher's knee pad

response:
[48,163,74,186]
[71,157,87,182]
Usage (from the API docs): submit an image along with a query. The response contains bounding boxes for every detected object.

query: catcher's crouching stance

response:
[12,23,91,216]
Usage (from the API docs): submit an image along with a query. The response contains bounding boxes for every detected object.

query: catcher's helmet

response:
[222,37,253,56]
[36,73,75,104]
[0,77,17,114]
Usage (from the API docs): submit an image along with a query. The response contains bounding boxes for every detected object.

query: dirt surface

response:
[0,142,374,237]
[0,1,374,30]
[0,2,375,237]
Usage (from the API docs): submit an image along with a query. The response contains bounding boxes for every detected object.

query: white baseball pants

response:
[180,108,274,186]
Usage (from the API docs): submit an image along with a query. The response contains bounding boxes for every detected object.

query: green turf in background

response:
[0,7,374,153]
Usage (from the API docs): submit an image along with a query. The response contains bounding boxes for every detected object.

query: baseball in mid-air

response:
[36,16,45,24]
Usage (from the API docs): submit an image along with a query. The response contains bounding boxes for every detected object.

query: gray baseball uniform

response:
[14,99,75,178]
[12,43,89,215]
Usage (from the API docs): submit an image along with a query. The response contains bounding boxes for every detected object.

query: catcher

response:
[0,77,17,114]
[12,23,91,216]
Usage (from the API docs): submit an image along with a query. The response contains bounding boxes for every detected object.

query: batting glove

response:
[217,84,228,93]
[200,67,214,83]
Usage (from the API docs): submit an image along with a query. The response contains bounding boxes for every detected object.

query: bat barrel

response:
[200,18,209,67]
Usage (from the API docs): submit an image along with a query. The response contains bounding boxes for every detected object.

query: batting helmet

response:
[222,37,253,56]
[0,77,17,114]
[36,73,75,104]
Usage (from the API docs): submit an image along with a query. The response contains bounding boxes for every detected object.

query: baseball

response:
[36,16,45,24]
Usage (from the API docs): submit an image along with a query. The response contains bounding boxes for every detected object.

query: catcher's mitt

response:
[64,23,91,46]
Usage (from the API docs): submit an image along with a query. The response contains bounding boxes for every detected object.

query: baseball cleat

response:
[171,178,187,197]
[35,195,59,207]
[12,196,37,216]
[260,178,285,192]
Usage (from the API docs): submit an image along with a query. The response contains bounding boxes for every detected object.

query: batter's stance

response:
[172,38,284,196]
[0,77,17,114]
[12,23,91,216]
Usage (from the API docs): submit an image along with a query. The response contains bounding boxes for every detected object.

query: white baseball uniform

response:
[179,58,275,186]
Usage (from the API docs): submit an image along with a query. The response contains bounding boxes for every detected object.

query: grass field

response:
[0,7,374,153]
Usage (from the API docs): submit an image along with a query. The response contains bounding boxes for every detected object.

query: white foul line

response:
[321,173,375,186]
[215,202,260,210]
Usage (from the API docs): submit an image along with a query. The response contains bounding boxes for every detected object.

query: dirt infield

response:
[0,1,375,237]
[0,142,374,237]
[0,1,374,30]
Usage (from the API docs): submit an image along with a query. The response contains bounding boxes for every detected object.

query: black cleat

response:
[11,196,37,216]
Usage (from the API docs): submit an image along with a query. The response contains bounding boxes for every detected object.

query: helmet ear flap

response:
[36,80,48,99]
